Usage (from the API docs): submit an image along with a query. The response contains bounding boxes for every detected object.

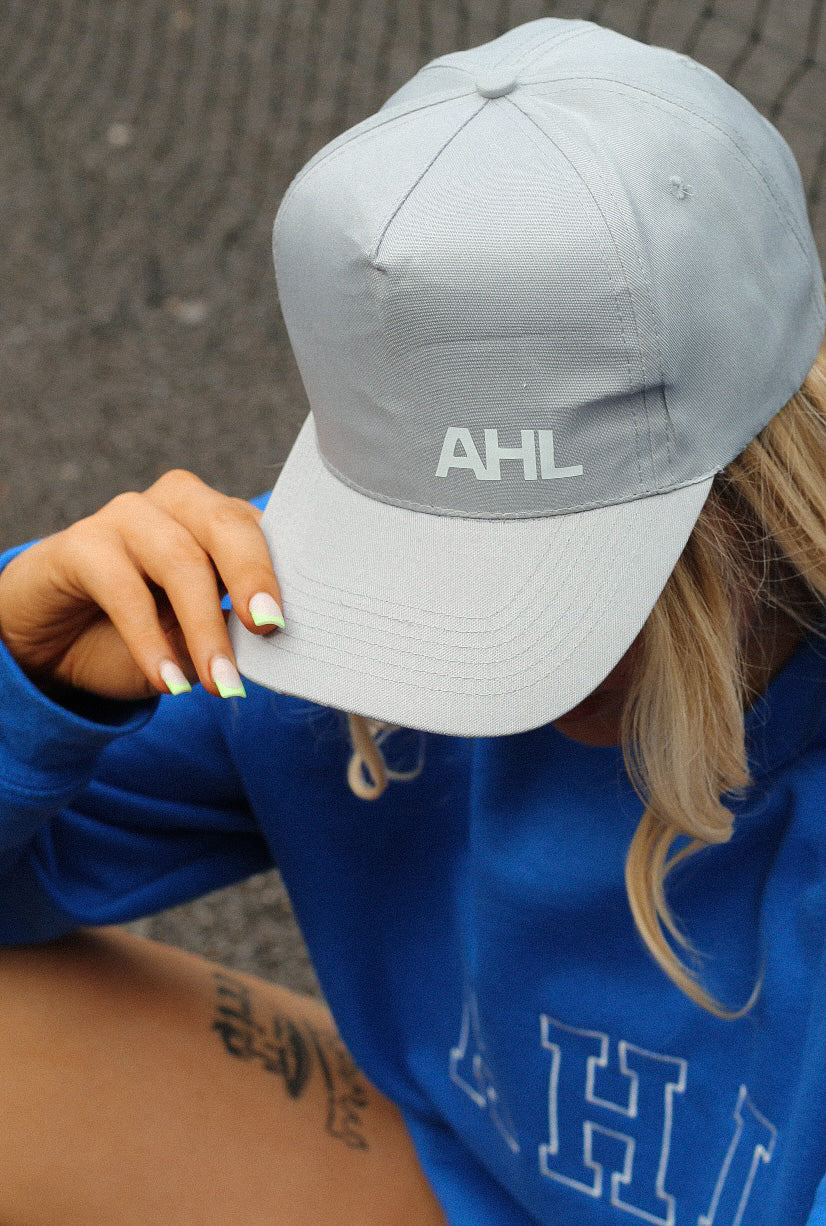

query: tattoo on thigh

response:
[211,972,369,1150]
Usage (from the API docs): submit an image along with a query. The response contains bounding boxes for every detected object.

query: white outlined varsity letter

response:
[540,1016,687,1226]
[450,990,520,1154]
[698,1086,776,1226]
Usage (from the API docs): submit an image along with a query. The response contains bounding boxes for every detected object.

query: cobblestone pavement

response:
[2,0,824,993]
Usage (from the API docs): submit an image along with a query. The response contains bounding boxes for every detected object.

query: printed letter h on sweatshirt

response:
[540,1016,687,1226]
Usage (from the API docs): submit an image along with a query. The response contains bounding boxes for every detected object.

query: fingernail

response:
[160,659,192,696]
[211,656,247,699]
[249,592,285,630]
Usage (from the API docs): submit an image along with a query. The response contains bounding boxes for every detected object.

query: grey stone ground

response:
[2,0,825,995]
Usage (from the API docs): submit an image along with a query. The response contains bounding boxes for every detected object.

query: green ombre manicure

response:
[211,656,247,699]
[160,660,192,696]
[249,592,285,629]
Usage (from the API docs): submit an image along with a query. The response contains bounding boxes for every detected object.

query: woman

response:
[1,18,825,1226]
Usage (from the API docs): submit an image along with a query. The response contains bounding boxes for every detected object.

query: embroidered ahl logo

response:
[436,427,583,481]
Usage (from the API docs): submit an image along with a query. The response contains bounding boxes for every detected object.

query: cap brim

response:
[230,416,713,737]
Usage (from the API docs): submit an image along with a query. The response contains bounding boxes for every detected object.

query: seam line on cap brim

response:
[286,427,582,628]
[285,553,585,666]
[498,94,651,493]
[282,483,710,641]
[280,429,713,632]
[262,510,668,698]
[524,75,823,277]
[288,448,583,634]
[287,518,582,639]
[371,102,487,265]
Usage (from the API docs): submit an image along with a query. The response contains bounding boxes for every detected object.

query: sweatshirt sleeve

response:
[0,541,274,945]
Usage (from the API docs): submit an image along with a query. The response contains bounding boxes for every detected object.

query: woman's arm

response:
[0,469,282,703]
[0,474,283,942]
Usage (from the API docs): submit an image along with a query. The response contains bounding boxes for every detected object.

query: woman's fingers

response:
[35,532,189,701]
[143,471,284,636]
[88,478,282,699]
[0,470,282,702]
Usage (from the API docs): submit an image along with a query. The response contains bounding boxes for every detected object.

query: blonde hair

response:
[346,340,826,1016]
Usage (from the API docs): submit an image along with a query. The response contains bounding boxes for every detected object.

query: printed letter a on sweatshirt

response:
[698,1086,776,1226]
[540,1016,687,1226]
[450,989,520,1154]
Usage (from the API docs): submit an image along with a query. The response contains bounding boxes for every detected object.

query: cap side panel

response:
[524,75,823,275]
[508,95,670,488]
[523,79,825,481]
[275,95,490,513]
[598,86,826,456]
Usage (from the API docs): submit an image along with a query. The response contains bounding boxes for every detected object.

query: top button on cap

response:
[475,71,518,99]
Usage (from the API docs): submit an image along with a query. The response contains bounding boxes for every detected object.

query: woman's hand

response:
[0,470,283,702]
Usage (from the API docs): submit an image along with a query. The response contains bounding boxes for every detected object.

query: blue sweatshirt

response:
[3,529,826,1226]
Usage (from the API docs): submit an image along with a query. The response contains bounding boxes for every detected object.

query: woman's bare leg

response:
[0,928,448,1226]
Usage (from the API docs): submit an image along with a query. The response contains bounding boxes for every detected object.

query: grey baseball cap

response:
[230,18,825,737]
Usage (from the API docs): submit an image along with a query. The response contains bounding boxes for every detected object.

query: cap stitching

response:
[277,22,594,225]
[265,501,659,692]
[427,19,594,78]
[524,75,821,279]
[502,98,647,496]
[283,434,581,627]
[315,428,716,518]
[286,532,584,645]
[371,101,487,265]
[318,443,652,518]
[280,468,609,662]
[257,518,653,696]
[513,92,674,481]
[251,434,705,711]
[275,92,473,227]
[416,63,475,82]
